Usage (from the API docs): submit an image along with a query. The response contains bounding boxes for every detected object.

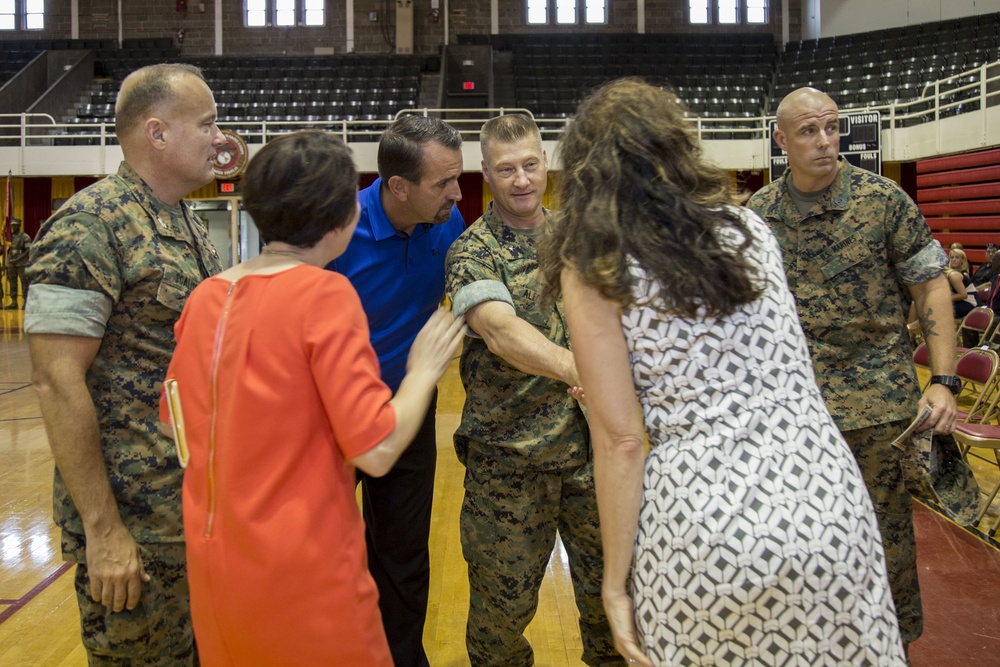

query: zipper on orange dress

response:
[205,280,238,539]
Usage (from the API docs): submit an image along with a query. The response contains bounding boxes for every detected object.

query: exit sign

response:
[217,180,240,195]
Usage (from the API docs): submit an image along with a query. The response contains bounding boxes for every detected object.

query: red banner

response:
[2,170,10,272]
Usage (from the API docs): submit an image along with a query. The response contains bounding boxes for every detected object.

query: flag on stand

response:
[1,170,11,277]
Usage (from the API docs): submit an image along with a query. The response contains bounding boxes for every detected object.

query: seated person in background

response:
[160,130,466,667]
[986,254,1000,323]
[971,242,998,287]
[946,267,978,320]
[950,247,972,278]
[946,248,980,320]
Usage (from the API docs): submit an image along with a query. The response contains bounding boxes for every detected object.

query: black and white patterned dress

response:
[622,210,906,666]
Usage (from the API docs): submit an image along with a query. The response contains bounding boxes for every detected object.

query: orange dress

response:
[161,265,395,667]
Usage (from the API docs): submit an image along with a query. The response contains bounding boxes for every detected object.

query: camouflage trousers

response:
[7,265,28,304]
[841,421,923,644]
[460,447,623,667]
[64,533,197,666]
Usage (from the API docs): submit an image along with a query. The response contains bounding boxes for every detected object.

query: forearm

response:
[913,275,957,375]
[481,316,576,385]
[594,432,645,593]
[35,378,123,535]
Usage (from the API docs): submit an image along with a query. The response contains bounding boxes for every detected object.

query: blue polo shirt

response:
[327,177,465,391]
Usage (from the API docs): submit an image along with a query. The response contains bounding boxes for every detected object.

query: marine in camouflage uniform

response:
[7,221,31,306]
[25,161,221,664]
[748,156,949,643]
[446,202,620,667]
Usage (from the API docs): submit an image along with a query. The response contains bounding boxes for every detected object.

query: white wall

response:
[819,0,1000,38]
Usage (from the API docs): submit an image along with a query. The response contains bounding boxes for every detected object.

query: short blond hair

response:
[480,114,541,162]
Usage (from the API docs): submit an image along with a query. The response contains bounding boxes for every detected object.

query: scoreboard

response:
[769,111,881,182]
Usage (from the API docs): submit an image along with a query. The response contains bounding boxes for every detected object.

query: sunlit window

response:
[0,0,44,30]
[24,0,41,29]
[747,0,767,23]
[719,0,738,24]
[526,0,608,25]
[303,0,324,26]
[527,0,547,24]
[0,0,15,31]
[246,0,266,26]
[690,0,766,25]
[275,0,295,26]
[245,0,324,27]
[585,0,606,23]
[689,0,709,24]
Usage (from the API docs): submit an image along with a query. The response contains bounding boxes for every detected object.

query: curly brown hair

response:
[539,78,762,318]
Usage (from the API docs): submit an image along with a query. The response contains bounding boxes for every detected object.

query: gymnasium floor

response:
[1,305,998,666]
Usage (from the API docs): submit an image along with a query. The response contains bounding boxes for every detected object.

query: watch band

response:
[929,375,962,395]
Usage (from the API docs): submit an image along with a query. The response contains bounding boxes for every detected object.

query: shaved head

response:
[776,87,838,132]
[773,87,841,192]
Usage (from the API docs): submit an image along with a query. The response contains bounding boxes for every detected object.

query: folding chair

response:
[953,417,1000,537]
[954,347,1000,423]
[955,306,994,356]
[912,342,931,388]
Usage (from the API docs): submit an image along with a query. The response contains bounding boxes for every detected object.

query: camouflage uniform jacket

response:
[9,230,31,266]
[26,161,221,544]
[446,203,589,471]
[747,159,946,431]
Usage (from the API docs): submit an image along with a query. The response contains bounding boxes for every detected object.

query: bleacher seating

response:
[771,13,1000,113]
[490,32,776,120]
[7,10,1000,142]
[77,51,431,129]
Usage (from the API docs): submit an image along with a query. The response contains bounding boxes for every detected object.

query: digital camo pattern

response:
[27,161,221,544]
[7,229,31,302]
[461,448,622,667]
[445,203,589,470]
[747,159,947,432]
[624,209,905,665]
[9,229,31,266]
[840,422,923,644]
[70,541,196,665]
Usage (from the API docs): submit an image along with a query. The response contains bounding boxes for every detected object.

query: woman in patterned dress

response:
[539,79,906,667]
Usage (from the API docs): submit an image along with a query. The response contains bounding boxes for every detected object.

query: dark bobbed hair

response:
[114,63,205,139]
[377,115,462,184]
[539,78,762,318]
[241,130,358,248]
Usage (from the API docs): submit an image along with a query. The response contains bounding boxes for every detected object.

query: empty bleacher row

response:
[189,55,427,125]
[772,12,1000,114]
[495,32,777,118]
[0,49,39,82]
[67,53,430,129]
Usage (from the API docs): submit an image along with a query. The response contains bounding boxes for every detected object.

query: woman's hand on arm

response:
[351,308,466,477]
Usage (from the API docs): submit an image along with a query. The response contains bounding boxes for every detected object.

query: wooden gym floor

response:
[1,306,998,666]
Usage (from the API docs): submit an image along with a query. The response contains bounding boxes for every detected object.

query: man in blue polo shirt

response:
[326,115,465,667]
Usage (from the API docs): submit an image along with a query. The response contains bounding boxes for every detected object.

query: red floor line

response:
[0,562,73,626]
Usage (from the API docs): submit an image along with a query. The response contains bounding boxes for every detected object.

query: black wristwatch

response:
[929,375,962,395]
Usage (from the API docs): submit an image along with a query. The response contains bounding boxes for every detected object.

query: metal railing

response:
[2,59,1000,149]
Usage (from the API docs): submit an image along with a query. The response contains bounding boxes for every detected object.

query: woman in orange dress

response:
[161,131,465,667]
